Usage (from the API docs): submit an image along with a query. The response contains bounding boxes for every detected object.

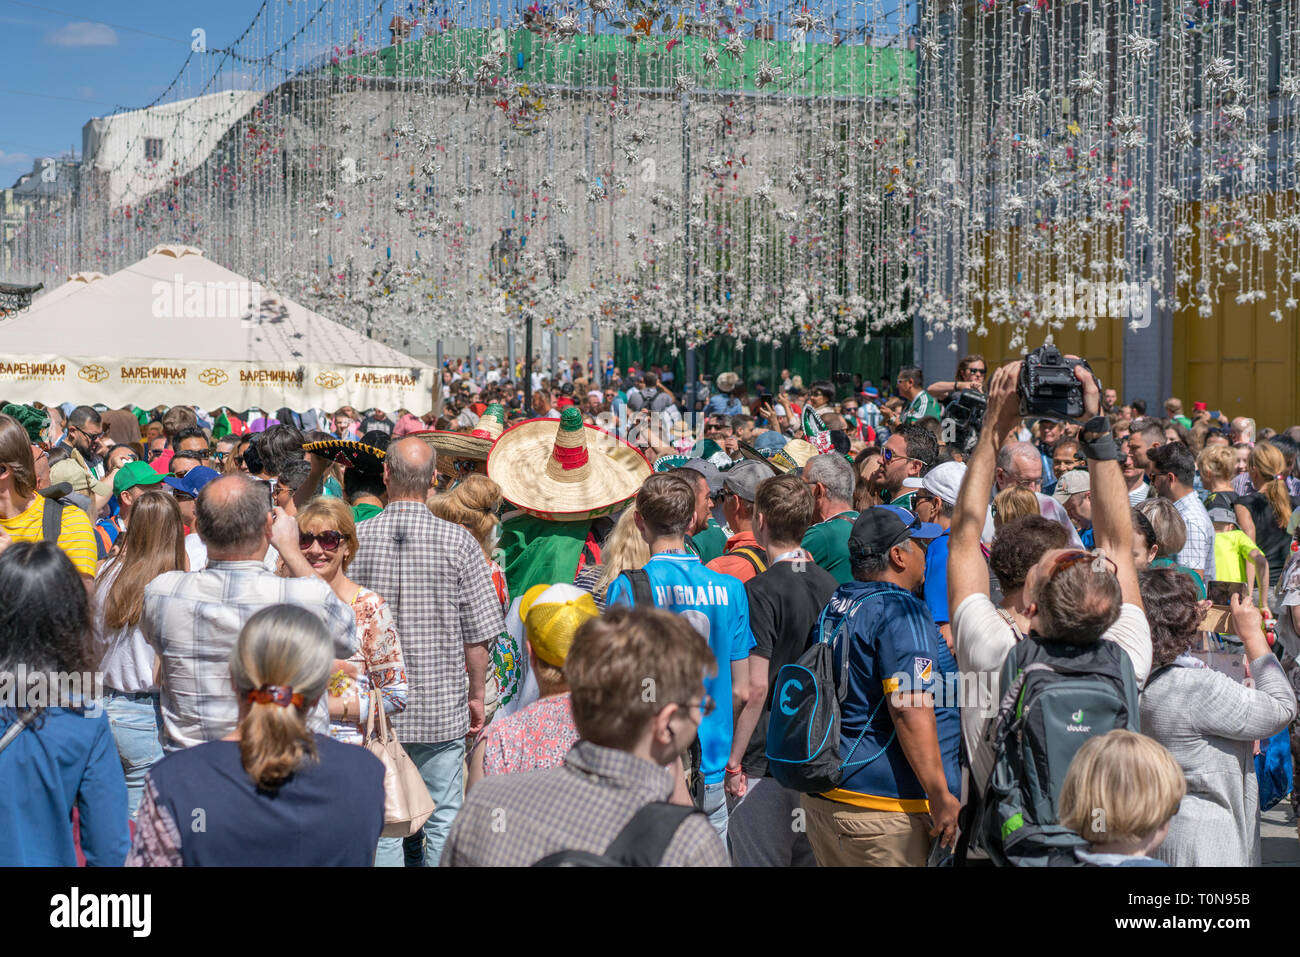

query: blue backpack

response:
[765,597,897,793]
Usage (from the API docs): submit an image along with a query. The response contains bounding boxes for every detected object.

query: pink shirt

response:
[478,693,579,777]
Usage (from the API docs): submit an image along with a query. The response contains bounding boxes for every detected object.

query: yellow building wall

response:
[960,198,1300,429]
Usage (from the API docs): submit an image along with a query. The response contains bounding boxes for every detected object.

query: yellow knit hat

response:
[519,583,599,668]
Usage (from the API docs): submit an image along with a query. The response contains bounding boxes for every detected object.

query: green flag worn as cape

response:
[497,514,592,597]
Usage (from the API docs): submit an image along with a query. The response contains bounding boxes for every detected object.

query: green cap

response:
[114,460,166,495]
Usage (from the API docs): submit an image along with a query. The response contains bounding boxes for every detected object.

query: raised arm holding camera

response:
[947,352,1154,864]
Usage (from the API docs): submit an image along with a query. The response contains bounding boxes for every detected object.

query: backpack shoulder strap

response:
[41,495,68,545]
[0,709,39,757]
[1144,663,1175,687]
[603,802,701,866]
[995,607,1027,643]
[618,568,655,607]
[730,546,768,575]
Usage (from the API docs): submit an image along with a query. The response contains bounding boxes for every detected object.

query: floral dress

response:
[328,588,408,745]
[478,693,579,776]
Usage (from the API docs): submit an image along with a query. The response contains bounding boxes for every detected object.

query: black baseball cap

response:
[848,505,944,558]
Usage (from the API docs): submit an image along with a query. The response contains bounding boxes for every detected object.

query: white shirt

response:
[981,491,1084,548]
[1128,482,1151,506]
[184,533,280,573]
[951,596,1152,792]
[93,561,157,694]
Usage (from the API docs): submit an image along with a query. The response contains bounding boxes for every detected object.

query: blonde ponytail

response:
[1249,444,1293,530]
[230,605,333,791]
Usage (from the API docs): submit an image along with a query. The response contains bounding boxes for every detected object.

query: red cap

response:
[1193,401,1207,412]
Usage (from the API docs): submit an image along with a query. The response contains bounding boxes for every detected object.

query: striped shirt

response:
[140,561,359,751]
[0,494,97,575]
[349,502,505,743]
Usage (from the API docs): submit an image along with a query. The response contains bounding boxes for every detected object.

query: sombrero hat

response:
[414,430,494,477]
[469,403,507,441]
[736,441,781,475]
[488,406,651,521]
[768,438,819,474]
[302,429,390,474]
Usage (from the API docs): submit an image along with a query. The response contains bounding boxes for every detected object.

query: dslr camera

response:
[940,389,987,454]
[1018,345,1097,419]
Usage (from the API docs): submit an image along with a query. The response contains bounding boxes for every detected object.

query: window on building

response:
[145,138,163,162]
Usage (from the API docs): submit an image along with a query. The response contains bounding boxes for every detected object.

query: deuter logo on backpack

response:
[974,639,1140,867]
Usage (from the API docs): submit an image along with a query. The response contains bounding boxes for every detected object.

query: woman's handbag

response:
[364,695,435,838]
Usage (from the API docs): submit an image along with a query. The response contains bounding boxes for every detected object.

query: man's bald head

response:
[195,473,273,554]
[384,436,437,500]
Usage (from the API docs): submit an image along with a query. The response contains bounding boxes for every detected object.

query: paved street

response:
[1261,802,1298,865]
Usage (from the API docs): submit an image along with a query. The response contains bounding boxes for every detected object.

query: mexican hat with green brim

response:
[653,454,689,473]
[488,406,651,521]
[736,441,781,475]
[302,430,389,475]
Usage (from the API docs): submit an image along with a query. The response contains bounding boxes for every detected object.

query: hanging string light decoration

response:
[914,0,1300,352]
[4,0,925,358]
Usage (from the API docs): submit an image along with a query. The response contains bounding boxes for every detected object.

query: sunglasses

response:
[147,448,166,459]
[171,489,195,502]
[72,424,104,441]
[967,367,987,376]
[1046,550,1117,583]
[299,530,345,552]
[881,446,913,464]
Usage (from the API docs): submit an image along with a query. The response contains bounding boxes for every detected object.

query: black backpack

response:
[975,636,1140,866]
[765,595,894,793]
[531,802,702,867]
[617,568,655,606]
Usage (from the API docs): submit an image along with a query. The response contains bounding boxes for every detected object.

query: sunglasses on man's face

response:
[967,367,987,376]
[881,446,912,465]
[300,530,344,552]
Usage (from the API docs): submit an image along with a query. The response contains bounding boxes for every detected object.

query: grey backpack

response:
[977,636,1140,866]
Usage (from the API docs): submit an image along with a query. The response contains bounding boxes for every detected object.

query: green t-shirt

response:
[801,510,860,584]
[903,391,942,424]
[352,502,383,524]
[1213,529,1258,584]
[689,518,728,565]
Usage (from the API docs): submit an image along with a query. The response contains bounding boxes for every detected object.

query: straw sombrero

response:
[469,403,507,441]
[302,430,389,474]
[412,404,508,477]
[488,406,651,521]
[768,438,819,474]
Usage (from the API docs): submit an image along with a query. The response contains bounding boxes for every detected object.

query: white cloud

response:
[77,86,97,100]
[0,150,34,164]
[46,22,118,47]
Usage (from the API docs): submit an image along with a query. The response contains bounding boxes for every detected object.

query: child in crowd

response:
[1058,729,1185,867]
[1209,507,1271,612]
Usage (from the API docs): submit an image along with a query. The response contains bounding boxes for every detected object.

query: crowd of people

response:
[1,350,1298,867]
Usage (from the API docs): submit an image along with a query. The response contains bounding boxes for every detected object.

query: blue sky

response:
[0,1,275,186]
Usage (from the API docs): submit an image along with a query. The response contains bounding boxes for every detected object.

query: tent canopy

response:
[0,245,432,411]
